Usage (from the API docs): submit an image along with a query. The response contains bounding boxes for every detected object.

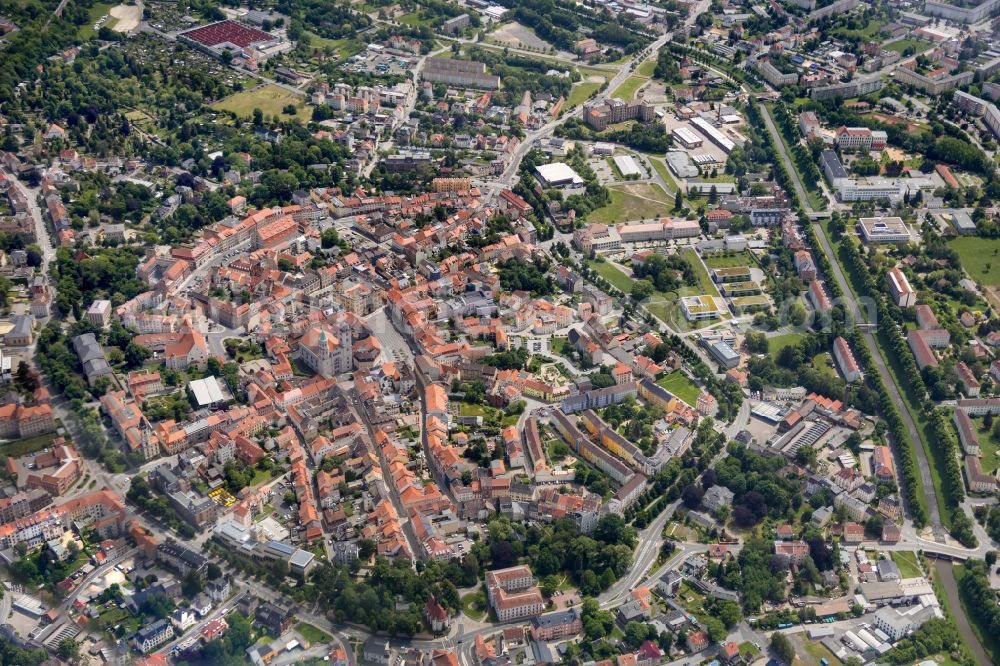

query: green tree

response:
[182,570,203,597]
[712,600,742,628]
[56,638,79,662]
[770,632,794,664]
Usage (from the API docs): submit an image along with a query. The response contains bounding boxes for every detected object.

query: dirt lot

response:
[488,22,553,51]
[110,4,140,33]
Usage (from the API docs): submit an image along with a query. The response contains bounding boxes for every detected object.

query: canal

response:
[932,560,991,666]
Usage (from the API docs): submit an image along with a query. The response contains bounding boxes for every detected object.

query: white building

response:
[858,217,911,244]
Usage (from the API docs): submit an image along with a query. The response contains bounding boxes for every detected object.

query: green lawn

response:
[586,259,634,293]
[883,38,932,54]
[254,505,276,522]
[295,622,332,644]
[681,249,719,296]
[635,59,657,77]
[611,75,649,100]
[702,251,753,269]
[675,582,711,624]
[550,336,569,355]
[460,403,490,417]
[460,591,487,620]
[767,332,803,358]
[588,184,672,225]
[211,85,306,120]
[975,420,1000,474]
[567,81,602,108]
[0,432,58,458]
[397,11,433,26]
[890,551,923,578]
[812,352,835,377]
[831,18,884,41]
[950,237,1000,286]
[655,370,701,406]
[801,639,843,666]
[250,467,274,487]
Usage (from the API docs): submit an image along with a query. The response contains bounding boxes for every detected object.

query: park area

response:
[588,183,672,225]
[211,84,306,120]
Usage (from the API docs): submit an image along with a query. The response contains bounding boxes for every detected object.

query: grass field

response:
[550,336,568,355]
[767,332,804,358]
[681,249,719,296]
[567,81,602,108]
[702,251,753,269]
[656,371,701,406]
[831,18,884,41]
[586,259,634,293]
[397,11,433,26]
[635,59,657,77]
[304,32,364,60]
[976,419,1000,474]
[676,581,711,624]
[950,237,1000,286]
[0,432,58,458]
[801,638,843,666]
[612,75,649,100]
[295,622,332,644]
[890,551,923,579]
[460,591,487,620]
[883,38,931,54]
[80,2,115,38]
[647,156,680,194]
[212,84,306,120]
[588,184,672,225]
[460,403,490,417]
